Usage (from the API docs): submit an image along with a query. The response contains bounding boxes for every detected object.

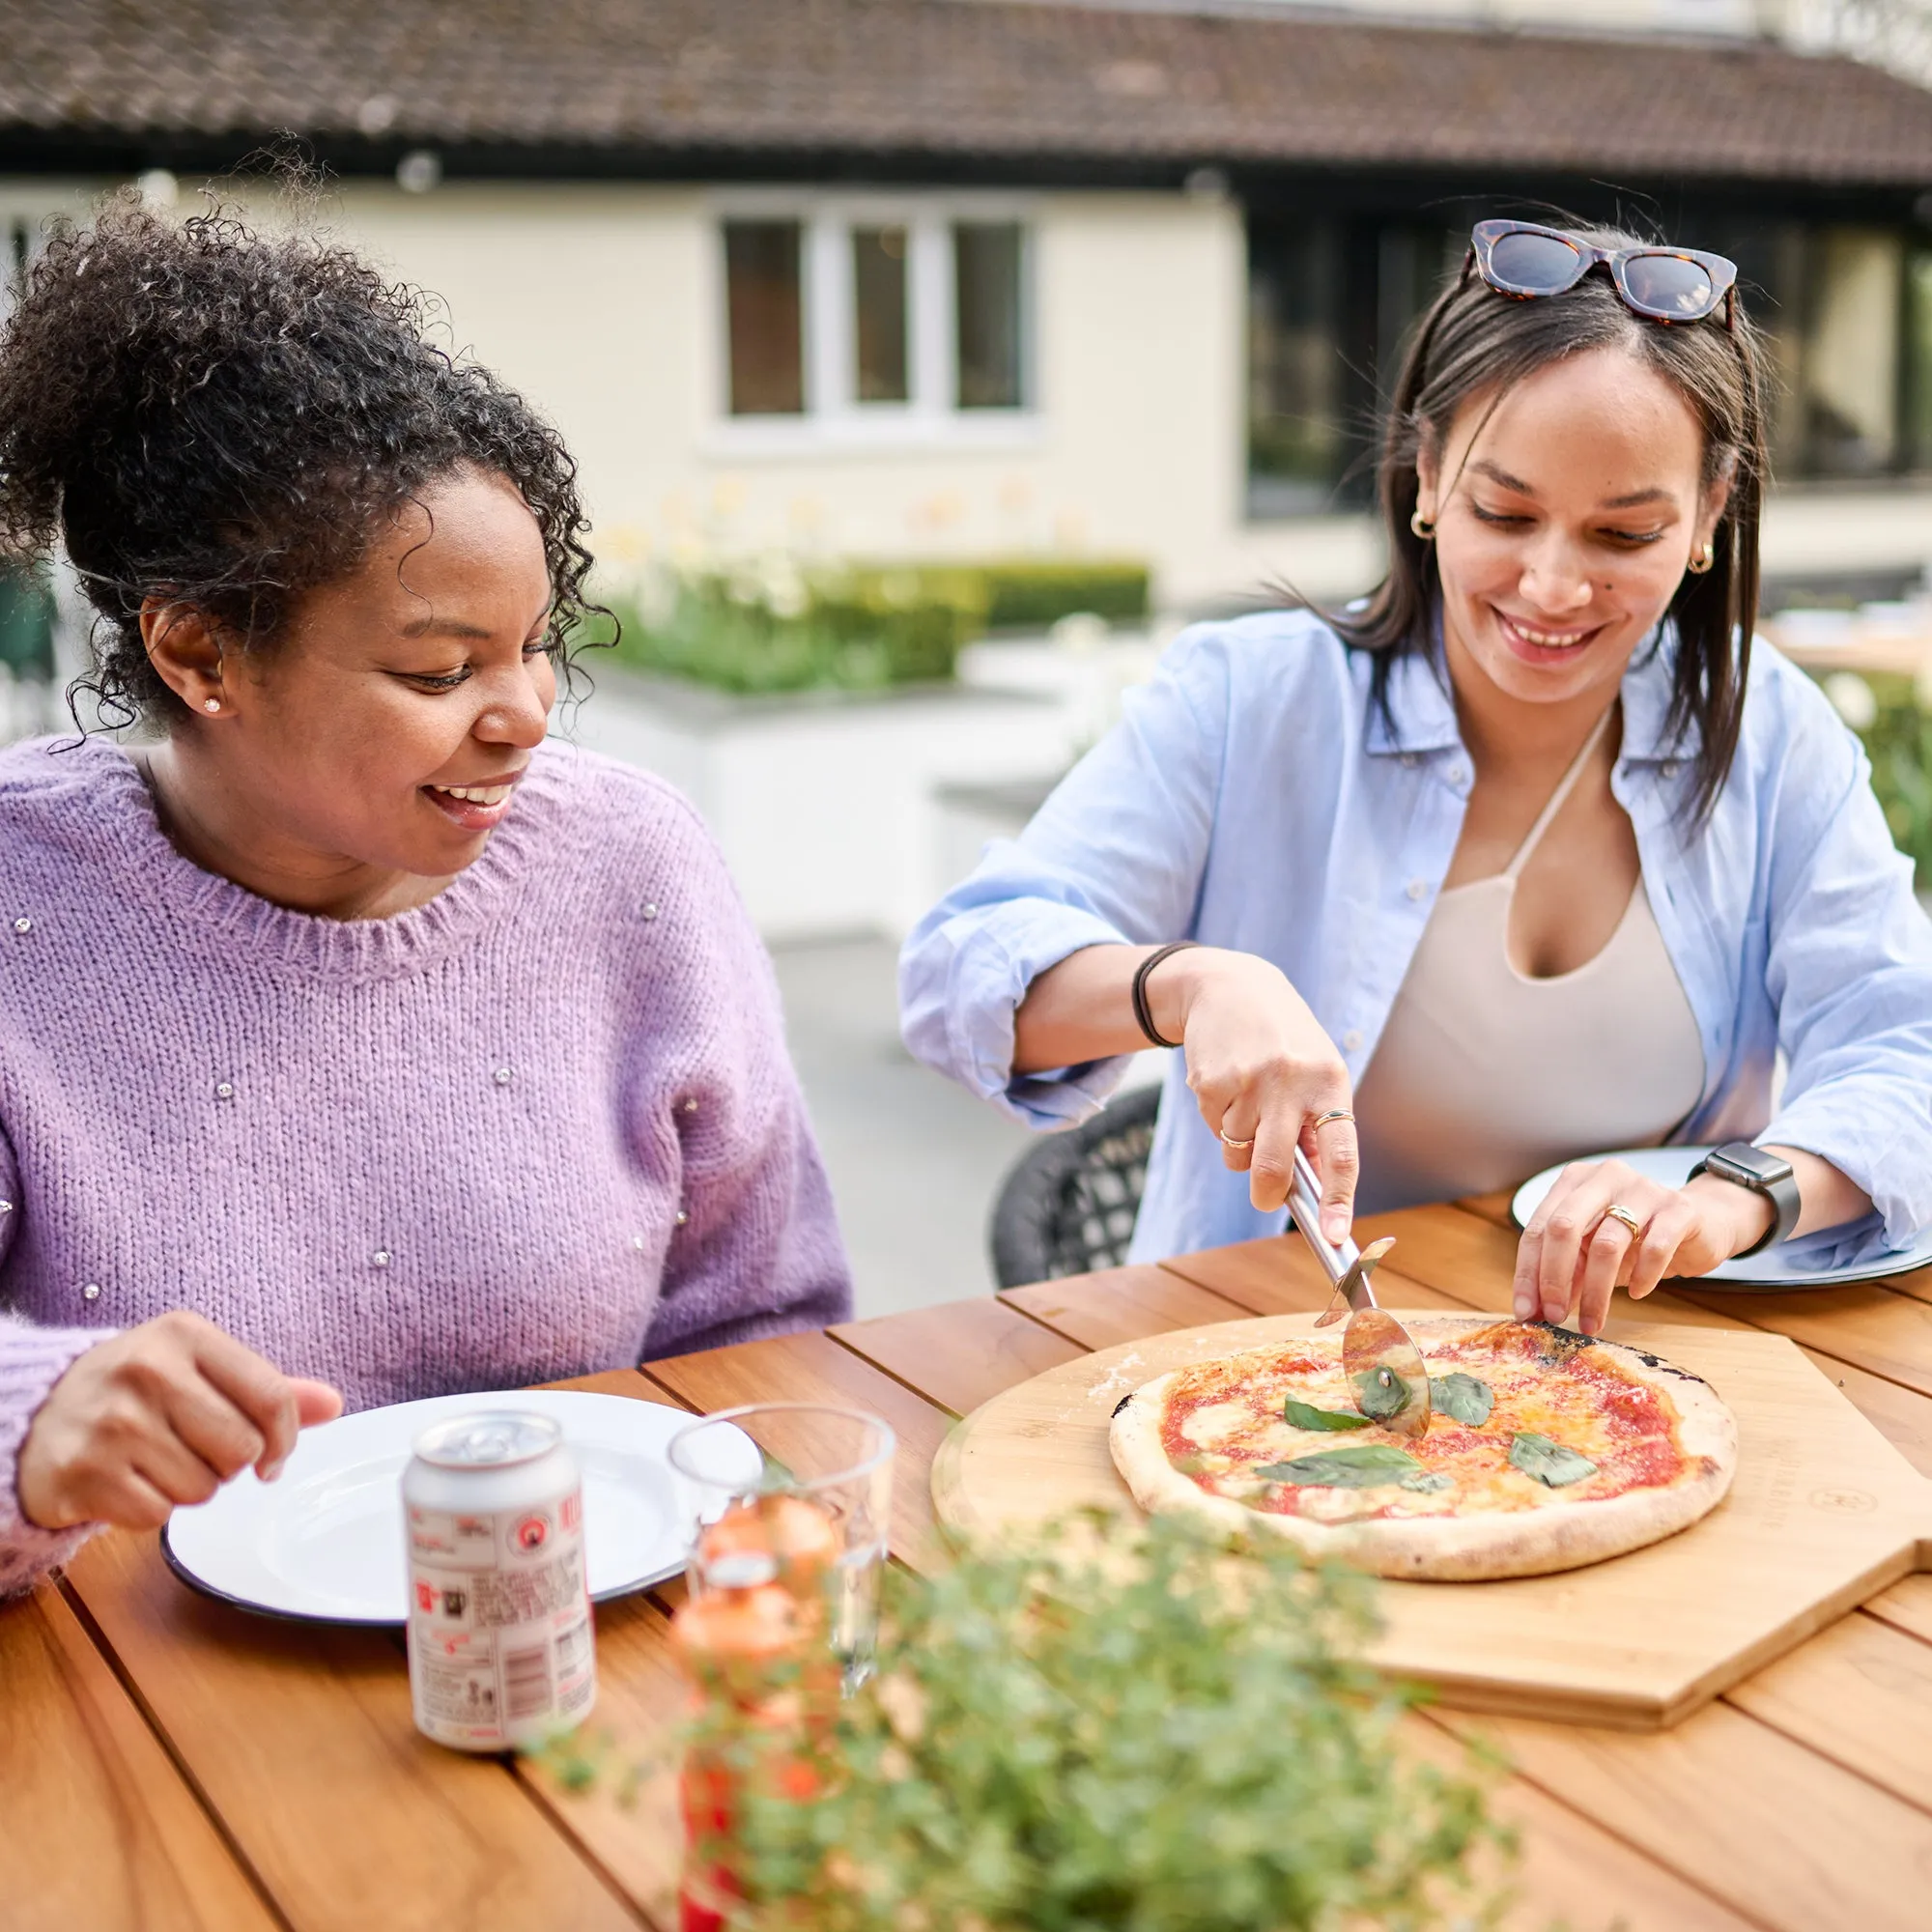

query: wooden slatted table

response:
[8,1196,1932,1931]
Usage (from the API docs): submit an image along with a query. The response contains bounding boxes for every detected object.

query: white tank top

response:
[1351,708,1704,1216]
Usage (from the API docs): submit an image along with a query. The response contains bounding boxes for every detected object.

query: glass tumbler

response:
[667,1404,895,1691]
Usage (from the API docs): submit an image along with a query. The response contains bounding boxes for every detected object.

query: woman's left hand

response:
[1513,1158,1776,1336]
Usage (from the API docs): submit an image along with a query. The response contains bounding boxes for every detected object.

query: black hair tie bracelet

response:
[1130,941,1200,1049]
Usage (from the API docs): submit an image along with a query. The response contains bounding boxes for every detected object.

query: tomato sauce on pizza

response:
[1110,1314,1737,1578]
[1154,1322,1690,1521]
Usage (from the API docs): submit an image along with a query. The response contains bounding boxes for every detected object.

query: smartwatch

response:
[1686,1143,1801,1258]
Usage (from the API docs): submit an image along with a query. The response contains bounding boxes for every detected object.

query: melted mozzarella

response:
[1179,1401,1251,1447]
[1175,1341,1684,1519]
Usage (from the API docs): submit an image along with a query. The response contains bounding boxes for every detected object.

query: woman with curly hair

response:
[0,195,851,1590]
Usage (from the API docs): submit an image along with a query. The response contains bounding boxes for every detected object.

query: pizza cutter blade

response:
[1287,1146,1432,1439]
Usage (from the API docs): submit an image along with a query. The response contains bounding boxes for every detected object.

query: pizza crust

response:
[1108,1314,1738,1581]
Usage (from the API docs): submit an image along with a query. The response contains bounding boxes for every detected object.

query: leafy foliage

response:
[1507,1434,1598,1489]
[1429,1374,1495,1429]
[598,561,976,695]
[698,1512,1508,1930]
[597,556,1151,696]
[1253,1443,1423,1488]
[1842,669,1932,885]
[1282,1396,1374,1432]
[979,559,1150,630]
[1354,1366,1415,1422]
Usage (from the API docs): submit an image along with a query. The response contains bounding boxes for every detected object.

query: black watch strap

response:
[1687,1142,1801,1258]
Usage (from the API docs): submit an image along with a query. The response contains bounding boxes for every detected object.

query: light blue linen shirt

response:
[899,611,1932,1264]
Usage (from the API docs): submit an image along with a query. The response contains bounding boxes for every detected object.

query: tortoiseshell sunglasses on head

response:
[1464,219,1738,329]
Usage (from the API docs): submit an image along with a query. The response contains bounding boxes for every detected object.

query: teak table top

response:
[8,1195,1932,1932]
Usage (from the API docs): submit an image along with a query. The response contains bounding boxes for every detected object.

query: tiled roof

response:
[8,0,1932,185]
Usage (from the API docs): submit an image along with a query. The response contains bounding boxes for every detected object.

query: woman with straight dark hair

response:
[902,219,1932,1334]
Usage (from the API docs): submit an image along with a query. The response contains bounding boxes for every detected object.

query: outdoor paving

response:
[771,934,1038,1320]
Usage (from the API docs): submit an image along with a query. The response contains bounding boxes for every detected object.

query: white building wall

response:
[317,182,712,559]
[6,171,1932,612]
[322,181,1257,605]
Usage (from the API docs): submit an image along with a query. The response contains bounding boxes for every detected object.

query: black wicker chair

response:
[988,1084,1161,1288]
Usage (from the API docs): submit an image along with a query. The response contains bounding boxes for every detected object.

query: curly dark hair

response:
[0,189,601,727]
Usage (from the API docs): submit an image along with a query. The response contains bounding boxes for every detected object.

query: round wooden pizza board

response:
[930,1311,1932,1730]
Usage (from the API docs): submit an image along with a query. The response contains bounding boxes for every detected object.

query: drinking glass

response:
[667,1404,895,1690]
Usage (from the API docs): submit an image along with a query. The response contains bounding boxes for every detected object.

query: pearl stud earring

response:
[202,697,221,714]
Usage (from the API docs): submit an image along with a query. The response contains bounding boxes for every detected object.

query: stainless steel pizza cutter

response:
[1287,1144,1432,1438]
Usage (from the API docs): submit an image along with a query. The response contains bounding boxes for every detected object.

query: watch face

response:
[1714,1143,1792,1186]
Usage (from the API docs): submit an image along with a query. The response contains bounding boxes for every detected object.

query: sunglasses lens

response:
[1487,229,1584,292]
[1621,253,1717,318]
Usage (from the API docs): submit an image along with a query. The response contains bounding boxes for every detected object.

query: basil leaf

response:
[1254,1444,1422,1488]
[1509,1433,1599,1488]
[1353,1367,1414,1422]
[1284,1398,1374,1433]
[1429,1372,1494,1428]
[1400,1471,1454,1493]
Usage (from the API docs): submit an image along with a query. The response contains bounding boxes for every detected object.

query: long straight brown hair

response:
[1334,223,1771,825]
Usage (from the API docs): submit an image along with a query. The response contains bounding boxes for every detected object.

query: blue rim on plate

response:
[1510,1147,1932,1290]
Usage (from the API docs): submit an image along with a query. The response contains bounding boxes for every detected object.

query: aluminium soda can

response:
[403,1410,597,1751]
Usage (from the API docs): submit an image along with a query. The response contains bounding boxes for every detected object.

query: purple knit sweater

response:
[0,734,851,1593]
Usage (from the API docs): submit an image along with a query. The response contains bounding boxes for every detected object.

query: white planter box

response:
[560,666,1076,941]
[956,629,1164,753]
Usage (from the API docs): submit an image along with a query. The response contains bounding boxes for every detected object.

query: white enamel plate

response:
[163,1388,736,1625]
[1511,1146,1932,1290]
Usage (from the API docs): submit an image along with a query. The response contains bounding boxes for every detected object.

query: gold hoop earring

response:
[1688,541,1716,575]
[1409,510,1436,540]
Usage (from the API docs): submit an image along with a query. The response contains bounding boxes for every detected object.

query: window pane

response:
[0,564,54,679]
[1906,248,1932,472]
[1801,227,1901,475]
[724,220,804,415]
[853,226,909,404]
[955,222,1024,410]
[1247,220,1345,514]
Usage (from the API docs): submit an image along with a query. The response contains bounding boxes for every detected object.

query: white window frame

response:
[708,189,1039,455]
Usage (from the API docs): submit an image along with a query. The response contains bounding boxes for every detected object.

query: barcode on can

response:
[555,1616,592,1680]
[502,1645,554,1722]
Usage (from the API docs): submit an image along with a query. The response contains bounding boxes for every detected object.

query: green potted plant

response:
[1816,668,1932,887]
[687,1512,1509,1931]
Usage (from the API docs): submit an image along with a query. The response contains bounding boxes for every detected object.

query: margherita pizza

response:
[1108,1313,1736,1579]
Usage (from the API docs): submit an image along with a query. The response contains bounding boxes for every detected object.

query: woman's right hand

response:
[1149,947,1360,1240]
[16,1312,343,1532]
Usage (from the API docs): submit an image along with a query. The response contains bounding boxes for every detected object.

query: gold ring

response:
[1219,1131,1255,1151]
[1601,1203,1644,1240]
[1312,1110,1354,1129]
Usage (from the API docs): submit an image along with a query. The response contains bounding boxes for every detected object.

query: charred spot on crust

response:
[1112,1392,1134,1418]
[1630,1348,1708,1387]
[1522,1321,1598,1365]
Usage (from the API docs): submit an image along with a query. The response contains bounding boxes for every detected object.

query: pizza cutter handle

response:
[1288,1144,1356,1291]
[1291,1148,1400,1326]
